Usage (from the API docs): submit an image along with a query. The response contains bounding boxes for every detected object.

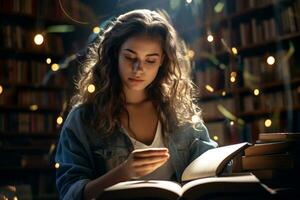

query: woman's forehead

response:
[120,35,163,55]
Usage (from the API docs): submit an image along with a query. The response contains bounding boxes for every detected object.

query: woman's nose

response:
[132,61,143,72]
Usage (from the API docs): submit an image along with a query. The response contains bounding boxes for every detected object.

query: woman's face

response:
[118,34,164,92]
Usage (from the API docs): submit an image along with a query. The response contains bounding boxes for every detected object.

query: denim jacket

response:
[55,105,218,200]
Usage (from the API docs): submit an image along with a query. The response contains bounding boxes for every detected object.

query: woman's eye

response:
[146,60,156,64]
[125,56,135,61]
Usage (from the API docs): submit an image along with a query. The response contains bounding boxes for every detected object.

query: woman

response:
[55,9,217,200]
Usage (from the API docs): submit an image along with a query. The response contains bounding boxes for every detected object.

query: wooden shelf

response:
[0,48,63,60]
[0,105,61,113]
[0,166,55,172]
[236,77,300,95]
[195,32,300,61]
[1,82,70,91]
[237,32,300,53]
[183,0,290,33]
[239,106,300,118]
[203,116,227,123]
[0,12,89,27]
[199,90,234,102]
[0,132,59,138]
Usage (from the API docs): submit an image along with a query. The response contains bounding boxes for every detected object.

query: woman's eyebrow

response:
[124,48,160,57]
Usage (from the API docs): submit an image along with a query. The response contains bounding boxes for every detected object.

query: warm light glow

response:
[186,0,192,3]
[253,89,260,96]
[264,119,272,127]
[46,58,52,64]
[57,116,63,125]
[93,26,101,34]
[29,104,38,111]
[0,85,3,95]
[213,136,219,141]
[231,47,238,55]
[214,2,224,13]
[88,84,96,93]
[205,84,214,92]
[222,91,226,96]
[192,115,201,123]
[230,76,236,83]
[34,34,44,45]
[55,162,60,169]
[230,121,234,126]
[13,197,18,200]
[51,63,60,71]
[267,56,275,65]
[207,35,214,42]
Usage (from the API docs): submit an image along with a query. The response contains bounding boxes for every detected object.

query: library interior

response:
[0,0,300,199]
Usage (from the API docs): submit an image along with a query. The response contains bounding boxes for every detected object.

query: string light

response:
[55,162,60,169]
[46,58,52,64]
[264,119,272,127]
[57,116,63,125]
[222,91,226,96]
[51,63,60,71]
[230,121,234,126]
[186,0,193,3]
[0,85,3,95]
[205,85,214,92]
[207,35,214,42]
[213,136,219,141]
[253,89,260,96]
[267,56,275,65]
[93,26,101,34]
[230,76,236,83]
[88,84,96,93]
[231,47,238,55]
[214,2,224,13]
[230,71,237,83]
[34,34,44,45]
[29,104,38,111]
[13,197,18,200]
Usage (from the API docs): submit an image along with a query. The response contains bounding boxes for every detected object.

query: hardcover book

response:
[97,142,272,200]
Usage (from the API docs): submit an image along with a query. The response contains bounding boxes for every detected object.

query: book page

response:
[181,142,249,181]
[100,180,183,200]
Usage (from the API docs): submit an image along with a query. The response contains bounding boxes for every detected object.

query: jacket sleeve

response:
[189,121,232,174]
[55,126,93,200]
[188,121,218,163]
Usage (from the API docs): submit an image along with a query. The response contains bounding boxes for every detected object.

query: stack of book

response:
[241,133,300,189]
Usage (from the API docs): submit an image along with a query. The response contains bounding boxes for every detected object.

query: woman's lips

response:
[128,77,144,82]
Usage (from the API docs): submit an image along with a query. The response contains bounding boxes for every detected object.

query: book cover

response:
[244,141,300,156]
[242,153,299,170]
[258,133,300,142]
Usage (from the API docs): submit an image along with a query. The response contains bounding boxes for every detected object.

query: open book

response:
[97,142,273,200]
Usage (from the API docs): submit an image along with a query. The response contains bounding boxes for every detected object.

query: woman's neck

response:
[123,88,148,105]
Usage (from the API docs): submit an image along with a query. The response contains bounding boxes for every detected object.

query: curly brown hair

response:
[71,9,201,136]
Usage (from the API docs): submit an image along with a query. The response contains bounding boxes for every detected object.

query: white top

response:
[122,121,174,180]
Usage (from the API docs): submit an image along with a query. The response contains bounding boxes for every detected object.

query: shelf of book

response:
[0,0,91,198]
[189,0,300,146]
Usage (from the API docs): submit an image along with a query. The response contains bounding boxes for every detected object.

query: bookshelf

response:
[183,0,300,146]
[0,0,91,199]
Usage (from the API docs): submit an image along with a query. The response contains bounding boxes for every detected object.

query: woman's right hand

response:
[122,147,170,179]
